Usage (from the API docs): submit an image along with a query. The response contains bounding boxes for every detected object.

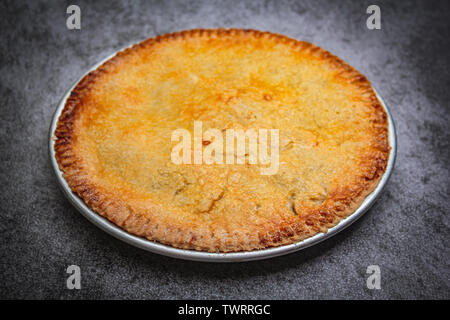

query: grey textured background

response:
[0,0,449,299]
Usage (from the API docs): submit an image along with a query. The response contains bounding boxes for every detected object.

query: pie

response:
[54,29,390,252]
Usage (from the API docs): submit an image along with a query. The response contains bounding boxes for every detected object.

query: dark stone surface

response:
[0,0,449,299]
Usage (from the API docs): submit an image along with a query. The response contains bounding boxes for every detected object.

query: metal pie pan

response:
[49,49,397,262]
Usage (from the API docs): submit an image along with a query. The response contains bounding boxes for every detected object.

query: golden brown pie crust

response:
[54,29,390,252]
